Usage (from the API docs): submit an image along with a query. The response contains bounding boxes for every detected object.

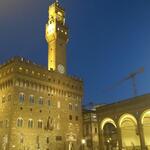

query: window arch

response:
[39,97,43,105]
[19,93,25,103]
[8,94,11,101]
[17,118,23,127]
[69,103,73,110]
[75,104,78,111]
[2,96,6,103]
[28,119,34,128]
[38,120,43,129]
[29,95,34,104]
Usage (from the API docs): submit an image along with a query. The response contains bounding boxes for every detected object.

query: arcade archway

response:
[119,114,140,149]
[101,118,118,150]
[141,110,150,149]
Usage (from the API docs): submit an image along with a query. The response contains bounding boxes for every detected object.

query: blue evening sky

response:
[0,0,150,105]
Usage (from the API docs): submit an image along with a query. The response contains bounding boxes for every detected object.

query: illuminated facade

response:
[0,1,83,150]
[96,94,150,150]
[46,2,68,73]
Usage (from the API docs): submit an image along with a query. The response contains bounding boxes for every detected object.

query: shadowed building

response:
[82,106,101,150]
[96,94,150,150]
[0,1,83,150]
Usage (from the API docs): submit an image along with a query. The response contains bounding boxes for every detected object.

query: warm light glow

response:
[119,113,137,127]
[81,139,86,144]
[46,23,55,35]
[57,11,64,22]
[57,11,63,16]
[141,109,150,124]
[101,118,116,130]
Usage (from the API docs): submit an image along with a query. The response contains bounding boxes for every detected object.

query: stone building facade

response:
[83,107,99,150]
[0,1,83,150]
[96,94,150,150]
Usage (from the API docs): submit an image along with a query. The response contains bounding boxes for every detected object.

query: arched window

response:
[17,118,23,127]
[28,119,33,128]
[19,93,25,103]
[2,96,6,103]
[39,97,43,105]
[75,104,78,111]
[29,95,34,104]
[69,115,72,120]
[69,103,73,110]
[75,116,79,121]
[8,94,11,102]
[38,120,43,129]
[47,137,50,144]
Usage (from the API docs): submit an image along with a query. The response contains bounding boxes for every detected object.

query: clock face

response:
[57,64,65,74]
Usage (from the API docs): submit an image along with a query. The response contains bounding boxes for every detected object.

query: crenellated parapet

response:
[0,57,83,99]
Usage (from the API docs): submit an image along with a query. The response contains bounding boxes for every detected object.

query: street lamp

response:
[81,139,86,150]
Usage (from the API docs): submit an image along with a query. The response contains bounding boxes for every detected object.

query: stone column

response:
[117,126,122,150]
[97,118,104,150]
[99,129,104,150]
[137,117,146,150]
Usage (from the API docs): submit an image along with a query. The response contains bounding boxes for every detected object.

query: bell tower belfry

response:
[45,1,68,74]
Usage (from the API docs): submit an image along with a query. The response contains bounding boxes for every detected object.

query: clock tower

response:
[45,1,68,74]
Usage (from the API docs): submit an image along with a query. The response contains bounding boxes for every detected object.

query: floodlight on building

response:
[81,139,86,144]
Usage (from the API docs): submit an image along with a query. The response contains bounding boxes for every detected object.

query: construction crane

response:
[106,67,144,97]
[83,102,95,110]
